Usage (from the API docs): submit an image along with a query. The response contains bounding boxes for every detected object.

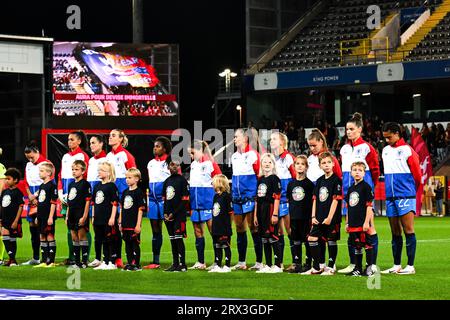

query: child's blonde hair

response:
[126,168,141,180]
[72,160,87,172]
[294,155,308,170]
[99,161,116,183]
[39,162,55,176]
[259,153,277,176]
[212,174,230,194]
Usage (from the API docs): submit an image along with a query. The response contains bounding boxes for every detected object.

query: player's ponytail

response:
[348,112,363,128]
[190,139,213,160]
[307,128,328,151]
[112,129,129,148]
[70,130,88,151]
[24,140,40,154]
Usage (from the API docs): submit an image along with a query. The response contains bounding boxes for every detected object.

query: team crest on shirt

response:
[319,187,329,202]
[95,191,105,204]
[124,195,133,210]
[201,165,207,173]
[68,187,77,201]
[2,195,11,207]
[349,191,359,207]
[292,187,305,201]
[213,202,221,217]
[166,186,175,200]
[38,190,46,203]
[257,183,268,197]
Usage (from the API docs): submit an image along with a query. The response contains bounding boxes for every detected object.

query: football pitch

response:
[0,217,449,300]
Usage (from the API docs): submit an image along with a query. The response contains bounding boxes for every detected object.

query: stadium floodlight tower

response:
[236,105,242,127]
[219,68,237,92]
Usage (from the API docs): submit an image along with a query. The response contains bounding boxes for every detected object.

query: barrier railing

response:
[340,37,390,64]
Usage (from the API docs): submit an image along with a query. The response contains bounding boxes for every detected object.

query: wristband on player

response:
[273,214,278,217]
[312,215,316,219]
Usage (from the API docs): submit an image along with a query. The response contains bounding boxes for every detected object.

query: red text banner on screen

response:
[54,93,177,101]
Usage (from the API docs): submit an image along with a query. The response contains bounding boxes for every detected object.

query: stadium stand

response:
[257,0,447,72]
[407,10,450,60]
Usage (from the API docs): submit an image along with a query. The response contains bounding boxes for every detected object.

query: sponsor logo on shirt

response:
[38,190,46,203]
[95,191,105,204]
[68,188,77,201]
[257,183,268,197]
[124,195,133,210]
[349,191,359,207]
[2,195,11,207]
[213,202,221,217]
[292,186,305,201]
[319,187,329,202]
[166,186,175,201]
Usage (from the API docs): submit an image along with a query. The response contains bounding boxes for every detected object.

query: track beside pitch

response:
[0,288,228,300]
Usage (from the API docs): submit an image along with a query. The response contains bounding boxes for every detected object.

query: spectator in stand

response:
[434,180,444,217]
[429,123,437,159]
[297,126,306,153]
[326,123,337,152]
[421,122,430,144]
[372,115,381,131]
[271,120,283,132]
[436,124,446,162]
[287,121,299,153]
[445,123,450,151]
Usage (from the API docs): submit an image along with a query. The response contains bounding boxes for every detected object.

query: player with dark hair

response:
[144,136,172,270]
[1,168,24,267]
[65,160,91,268]
[381,122,421,275]
[302,152,342,275]
[162,159,189,272]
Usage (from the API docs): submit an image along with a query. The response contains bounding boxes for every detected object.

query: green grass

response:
[0,217,450,300]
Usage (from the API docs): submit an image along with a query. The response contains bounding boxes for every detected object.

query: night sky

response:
[0,0,245,131]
